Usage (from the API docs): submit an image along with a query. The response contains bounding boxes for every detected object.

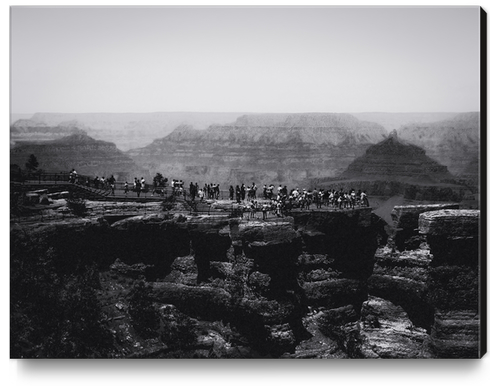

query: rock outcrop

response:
[419,209,481,358]
[127,113,387,187]
[390,203,459,251]
[10,201,482,358]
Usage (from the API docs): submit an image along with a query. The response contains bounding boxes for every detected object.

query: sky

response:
[9,6,482,114]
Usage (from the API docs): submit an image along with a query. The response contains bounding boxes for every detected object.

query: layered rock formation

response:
[127,113,387,187]
[367,207,482,358]
[10,119,87,147]
[390,203,459,251]
[315,131,467,200]
[340,131,454,183]
[10,198,482,358]
[15,112,244,151]
[11,203,382,358]
[419,209,481,358]
[397,112,480,177]
[10,132,142,179]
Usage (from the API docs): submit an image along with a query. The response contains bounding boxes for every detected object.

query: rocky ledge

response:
[10,203,483,358]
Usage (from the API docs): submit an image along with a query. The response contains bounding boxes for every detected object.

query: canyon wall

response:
[13,112,244,151]
[10,200,482,358]
[127,113,388,187]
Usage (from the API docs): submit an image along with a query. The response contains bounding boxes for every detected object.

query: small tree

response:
[153,173,167,187]
[25,154,39,173]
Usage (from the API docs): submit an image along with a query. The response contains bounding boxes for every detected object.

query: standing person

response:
[361,190,369,207]
[216,184,220,200]
[229,185,234,200]
[135,179,142,197]
[241,184,246,202]
[262,203,268,220]
[189,182,195,200]
[236,185,241,203]
[124,181,129,196]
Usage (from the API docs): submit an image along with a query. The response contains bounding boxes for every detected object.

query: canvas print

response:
[10,6,484,359]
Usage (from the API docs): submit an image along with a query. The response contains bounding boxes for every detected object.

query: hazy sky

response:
[10,6,481,114]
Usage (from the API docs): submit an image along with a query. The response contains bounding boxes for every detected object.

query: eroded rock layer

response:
[10,202,482,358]
[419,209,481,358]
[127,113,387,187]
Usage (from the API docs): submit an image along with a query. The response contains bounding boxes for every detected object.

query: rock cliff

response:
[10,199,482,358]
[419,209,481,358]
[127,113,387,187]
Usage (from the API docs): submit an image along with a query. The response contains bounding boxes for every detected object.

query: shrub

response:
[66,198,88,217]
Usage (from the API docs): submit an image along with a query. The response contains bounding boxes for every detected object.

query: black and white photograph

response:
[8,4,485,364]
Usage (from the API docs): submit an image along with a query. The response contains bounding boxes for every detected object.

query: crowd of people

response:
[67,169,370,215]
[186,179,370,217]
[230,186,370,219]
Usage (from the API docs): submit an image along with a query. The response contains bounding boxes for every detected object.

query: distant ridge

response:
[340,131,453,183]
[127,112,388,187]
[10,132,141,179]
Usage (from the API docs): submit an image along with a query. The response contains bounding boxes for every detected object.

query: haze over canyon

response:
[10,111,480,198]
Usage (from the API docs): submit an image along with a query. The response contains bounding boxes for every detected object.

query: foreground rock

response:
[10,203,482,358]
[419,209,481,358]
[390,203,459,251]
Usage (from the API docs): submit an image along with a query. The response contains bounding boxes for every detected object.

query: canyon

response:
[10,111,479,196]
[10,195,482,358]
[9,132,142,180]
[126,113,388,187]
